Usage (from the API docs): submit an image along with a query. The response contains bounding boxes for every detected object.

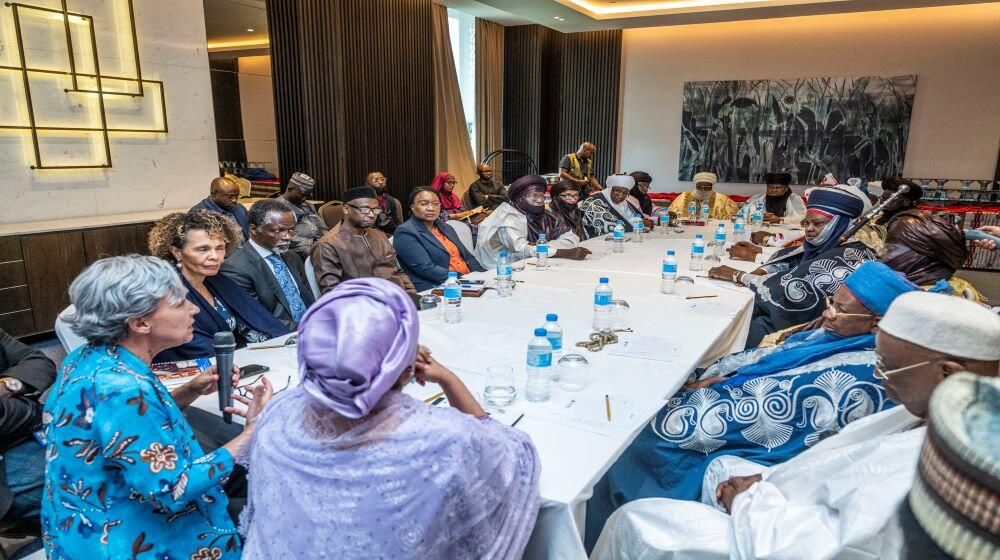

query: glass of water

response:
[511,250,527,273]
[484,366,516,410]
[558,354,590,391]
[675,276,695,299]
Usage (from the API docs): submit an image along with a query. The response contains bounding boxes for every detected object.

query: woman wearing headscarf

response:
[578,175,652,238]
[881,209,985,302]
[735,172,807,224]
[707,185,877,347]
[626,171,654,219]
[241,278,541,559]
[474,174,590,267]
[549,180,586,239]
[430,171,466,222]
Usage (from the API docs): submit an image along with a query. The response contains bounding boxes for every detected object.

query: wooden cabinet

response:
[0,221,156,337]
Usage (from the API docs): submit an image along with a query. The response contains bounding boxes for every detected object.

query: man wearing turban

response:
[578,174,653,239]
[735,172,806,224]
[666,172,739,220]
[242,278,542,559]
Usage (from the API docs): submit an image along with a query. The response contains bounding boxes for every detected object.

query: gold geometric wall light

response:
[0,0,167,169]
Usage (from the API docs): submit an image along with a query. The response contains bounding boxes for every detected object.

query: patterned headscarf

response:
[297,278,419,419]
[509,174,570,243]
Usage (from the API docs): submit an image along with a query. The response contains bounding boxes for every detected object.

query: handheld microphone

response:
[214,331,237,424]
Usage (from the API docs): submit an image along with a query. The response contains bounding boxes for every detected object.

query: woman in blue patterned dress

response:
[40,256,272,560]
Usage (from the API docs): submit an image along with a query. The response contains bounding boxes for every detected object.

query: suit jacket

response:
[154,273,290,363]
[311,224,417,295]
[393,217,486,291]
[1,328,57,519]
[220,243,316,330]
[191,197,250,240]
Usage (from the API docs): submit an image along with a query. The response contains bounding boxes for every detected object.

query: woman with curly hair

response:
[149,210,289,362]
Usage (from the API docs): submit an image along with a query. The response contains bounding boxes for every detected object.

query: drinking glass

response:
[511,250,527,273]
[675,276,695,299]
[484,366,516,410]
[419,295,441,321]
[610,300,631,329]
[558,354,590,392]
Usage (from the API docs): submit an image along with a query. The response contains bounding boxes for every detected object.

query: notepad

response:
[686,300,744,318]
[605,335,681,363]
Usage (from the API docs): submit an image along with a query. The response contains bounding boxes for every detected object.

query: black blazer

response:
[220,242,316,329]
[392,216,485,291]
[0,328,57,521]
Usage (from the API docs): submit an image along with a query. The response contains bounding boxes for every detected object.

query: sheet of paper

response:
[686,300,744,318]
[605,334,681,363]
[530,393,646,437]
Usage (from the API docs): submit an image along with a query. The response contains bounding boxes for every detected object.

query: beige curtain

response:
[432,3,477,199]
[475,18,504,182]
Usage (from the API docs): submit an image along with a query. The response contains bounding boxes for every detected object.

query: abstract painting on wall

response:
[678,75,917,184]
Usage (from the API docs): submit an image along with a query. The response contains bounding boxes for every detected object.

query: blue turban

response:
[802,186,870,259]
[843,261,918,316]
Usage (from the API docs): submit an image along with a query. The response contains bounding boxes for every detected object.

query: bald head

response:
[210,177,240,211]
[577,142,596,161]
[476,163,493,181]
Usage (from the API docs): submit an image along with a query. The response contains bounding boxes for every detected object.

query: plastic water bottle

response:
[443,271,462,323]
[496,252,513,298]
[661,250,678,294]
[710,223,727,260]
[687,201,697,222]
[525,328,553,402]
[751,210,764,229]
[611,222,625,253]
[593,277,613,331]
[733,221,747,243]
[633,219,645,243]
[700,202,711,225]
[535,234,549,270]
[690,234,706,271]
[659,214,670,229]
[543,314,563,363]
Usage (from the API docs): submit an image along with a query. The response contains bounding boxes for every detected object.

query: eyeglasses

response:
[346,203,382,216]
[524,193,546,203]
[414,201,442,209]
[824,296,875,320]
[874,355,947,380]
[558,193,580,201]
[445,179,457,185]
[237,374,293,397]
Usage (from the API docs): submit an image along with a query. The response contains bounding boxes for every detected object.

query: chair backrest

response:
[392,197,404,222]
[55,305,87,354]
[318,201,345,229]
[445,220,474,253]
[303,256,322,300]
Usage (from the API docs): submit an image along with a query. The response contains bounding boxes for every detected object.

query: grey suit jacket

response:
[220,243,316,330]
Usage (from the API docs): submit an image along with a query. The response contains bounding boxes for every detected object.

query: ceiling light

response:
[246,28,255,32]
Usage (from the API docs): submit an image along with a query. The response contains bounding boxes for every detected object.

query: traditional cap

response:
[606,174,635,189]
[693,172,717,186]
[763,172,792,185]
[288,172,315,191]
[905,373,1000,559]
[630,171,652,184]
[843,261,918,316]
[880,291,1000,361]
[343,186,378,202]
[805,184,870,218]
[297,278,419,419]
[508,174,547,202]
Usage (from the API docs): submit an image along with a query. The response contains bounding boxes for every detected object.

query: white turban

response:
[693,172,717,186]
[605,174,635,189]
[879,292,1000,361]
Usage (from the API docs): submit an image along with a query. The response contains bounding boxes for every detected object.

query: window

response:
[448,8,476,156]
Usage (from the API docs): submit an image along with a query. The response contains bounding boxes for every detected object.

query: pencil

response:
[605,394,612,421]
[423,391,445,403]
[686,295,718,299]
[511,413,525,427]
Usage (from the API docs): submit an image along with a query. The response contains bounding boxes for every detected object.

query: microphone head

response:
[213,331,236,348]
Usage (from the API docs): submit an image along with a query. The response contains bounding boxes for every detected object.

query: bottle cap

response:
[718,223,725,227]
[534,328,547,337]
[599,277,609,283]
[448,271,458,277]
[538,233,546,240]
[667,250,675,256]
[546,313,558,321]
[695,234,703,238]
[499,252,508,257]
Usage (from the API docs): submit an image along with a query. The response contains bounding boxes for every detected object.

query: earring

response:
[176,261,182,269]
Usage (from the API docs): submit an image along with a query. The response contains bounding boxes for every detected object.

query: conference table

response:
[190,222,787,559]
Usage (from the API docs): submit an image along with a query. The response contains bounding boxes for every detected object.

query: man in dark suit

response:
[1,328,57,556]
[191,176,250,240]
[220,199,316,330]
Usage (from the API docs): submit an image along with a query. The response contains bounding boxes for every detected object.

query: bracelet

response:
[734,271,745,284]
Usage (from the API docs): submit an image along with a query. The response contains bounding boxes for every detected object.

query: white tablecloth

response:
[190,224,769,559]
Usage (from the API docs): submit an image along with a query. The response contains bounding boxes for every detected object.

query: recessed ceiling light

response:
[246,28,255,32]
[554,16,564,20]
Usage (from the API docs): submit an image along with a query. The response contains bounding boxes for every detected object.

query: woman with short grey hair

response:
[40,255,272,560]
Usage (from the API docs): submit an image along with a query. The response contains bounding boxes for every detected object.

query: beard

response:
[271,242,291,254]
[693,190,711,201]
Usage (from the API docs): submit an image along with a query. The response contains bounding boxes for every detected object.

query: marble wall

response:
[0,0,218,224]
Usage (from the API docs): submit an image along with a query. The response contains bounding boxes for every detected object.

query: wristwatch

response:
[1,377,24,394]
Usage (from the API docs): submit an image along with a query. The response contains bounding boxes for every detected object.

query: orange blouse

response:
[430,226,471,275]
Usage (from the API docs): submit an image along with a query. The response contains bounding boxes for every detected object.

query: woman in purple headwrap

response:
[474,174,591,267]
[241,278,541,559]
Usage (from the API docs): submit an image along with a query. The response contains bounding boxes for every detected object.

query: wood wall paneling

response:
[0,311,35,338]
[267,0,436,203]
[0,286,31,315]
[21,231,87,334]
[0,236,22,262]
[82,223,155,263]
[0,261,27,289]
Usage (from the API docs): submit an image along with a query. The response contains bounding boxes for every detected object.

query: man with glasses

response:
[311,186,417,299]
[191,176,250,241]
[590,291,999,560]
[586,261,917,550]
[277,172,328,261]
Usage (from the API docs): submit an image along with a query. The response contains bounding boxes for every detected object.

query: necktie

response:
[265,254,307,323]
